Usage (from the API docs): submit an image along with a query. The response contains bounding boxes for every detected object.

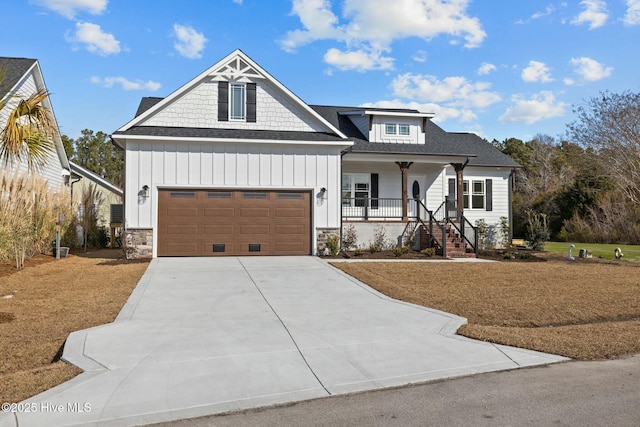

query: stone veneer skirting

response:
[124,228,153,259]
[316,227,340,255]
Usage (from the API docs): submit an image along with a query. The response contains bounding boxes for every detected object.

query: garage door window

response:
[278,193,303,199]
[208,192,232,198]
[170,191,195,198]
[243,192,267,199]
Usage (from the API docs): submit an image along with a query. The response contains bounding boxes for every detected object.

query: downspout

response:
[70,176,82,208]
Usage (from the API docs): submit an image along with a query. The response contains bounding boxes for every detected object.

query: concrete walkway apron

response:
[0,257,567,427]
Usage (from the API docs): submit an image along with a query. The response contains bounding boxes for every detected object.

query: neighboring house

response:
[112,49,519,259]
[69,161,123,228]
[0,57,70,187]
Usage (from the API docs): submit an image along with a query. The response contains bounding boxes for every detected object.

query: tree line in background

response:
[494,90,640,245]
[63,129,123,188]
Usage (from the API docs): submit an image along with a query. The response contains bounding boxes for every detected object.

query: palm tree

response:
[0,88,56,170]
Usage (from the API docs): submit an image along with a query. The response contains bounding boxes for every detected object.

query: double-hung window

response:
[385,123,410,135]
[342,174,370,207]
[229,83,246,121]
[462,180,485,209]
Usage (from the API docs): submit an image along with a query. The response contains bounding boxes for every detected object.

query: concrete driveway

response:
[0,257,566,427]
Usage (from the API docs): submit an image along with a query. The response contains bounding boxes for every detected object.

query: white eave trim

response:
[340,110,435,119]
[111,133,354,148]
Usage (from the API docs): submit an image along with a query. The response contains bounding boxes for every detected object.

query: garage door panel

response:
[166,225,199,235]
[166,207,198,217]
[203,207,235,217]
[158,189,310,256]
[274,242,305,253]
[274,224,305,234]
[203,224,235,235]
[239,224,270,235]
[239,207,270,217]
[165,242,199,255]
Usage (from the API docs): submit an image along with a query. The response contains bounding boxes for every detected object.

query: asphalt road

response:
[149,354,640,427]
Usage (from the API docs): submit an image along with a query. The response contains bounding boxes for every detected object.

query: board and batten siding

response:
[141,80,327,132]
[125,140,342,255]
[0,71,66,189]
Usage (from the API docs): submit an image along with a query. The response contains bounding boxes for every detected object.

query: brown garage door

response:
[157,189,311,256]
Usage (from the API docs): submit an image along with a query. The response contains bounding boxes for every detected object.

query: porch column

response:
[395,161,413,221]
[452,162,465,220]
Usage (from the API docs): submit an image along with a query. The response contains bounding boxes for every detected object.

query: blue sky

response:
[3,0,639,143]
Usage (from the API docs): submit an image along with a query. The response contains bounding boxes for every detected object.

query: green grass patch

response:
[544,242,640,262]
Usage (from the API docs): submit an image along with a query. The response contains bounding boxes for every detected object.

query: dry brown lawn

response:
[0,250,149,404]
[332,255,640,360]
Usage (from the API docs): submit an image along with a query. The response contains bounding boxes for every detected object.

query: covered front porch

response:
[341,154,477,257]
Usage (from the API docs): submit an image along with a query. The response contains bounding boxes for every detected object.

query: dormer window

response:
[385,123,410,136]
[230,83,246,120]
[385,123,397,135]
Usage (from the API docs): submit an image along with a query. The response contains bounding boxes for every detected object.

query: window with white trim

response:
[385,123,397,135]
[342,174,370,207]
[384,123,411,136]
[462,180,485,209]
[229,83,246,120]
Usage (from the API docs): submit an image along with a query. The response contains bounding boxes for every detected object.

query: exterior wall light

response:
[142,185,150,199]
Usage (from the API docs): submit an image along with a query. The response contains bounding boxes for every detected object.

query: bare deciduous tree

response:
[568,90,640,205]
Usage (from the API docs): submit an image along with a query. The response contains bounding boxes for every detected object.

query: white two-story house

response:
[112,49,519,258]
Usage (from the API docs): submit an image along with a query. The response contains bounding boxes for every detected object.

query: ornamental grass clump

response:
[0,171,73,269]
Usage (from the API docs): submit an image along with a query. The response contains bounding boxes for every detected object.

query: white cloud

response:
[624,0,640,25]
[90,76,161,91]
[390,73,501,109]
[324,47,394,71]
[571,0,608,29]
[31,0,107,19]
[172,24,207,59]
[521,60,553,83]
[477,62,496,75]
[531,5,556,20]
[499,91,567,124]
[282,0,486,71]
[412,50,427,63]
[570,56,613,81]
[66,22,120,55]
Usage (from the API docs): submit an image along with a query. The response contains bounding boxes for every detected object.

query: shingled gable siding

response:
[140,80,326,132]
[124,140,343,257]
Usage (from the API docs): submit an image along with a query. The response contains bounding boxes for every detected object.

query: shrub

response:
[499,216,510,247]
[525,209,550,251]
[342,224,357,249]
[421,248,435,257]
[402,226,417,248]
[393,246,410,257]
[368,244,381,253]
[326,235,340,256]
[354,247,364,256]
[475,219,488,249]
[372,225,390,250]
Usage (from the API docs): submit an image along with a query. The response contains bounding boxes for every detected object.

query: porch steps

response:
[419,224,476,258]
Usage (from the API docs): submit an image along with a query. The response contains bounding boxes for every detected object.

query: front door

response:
[408,174,427,218]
